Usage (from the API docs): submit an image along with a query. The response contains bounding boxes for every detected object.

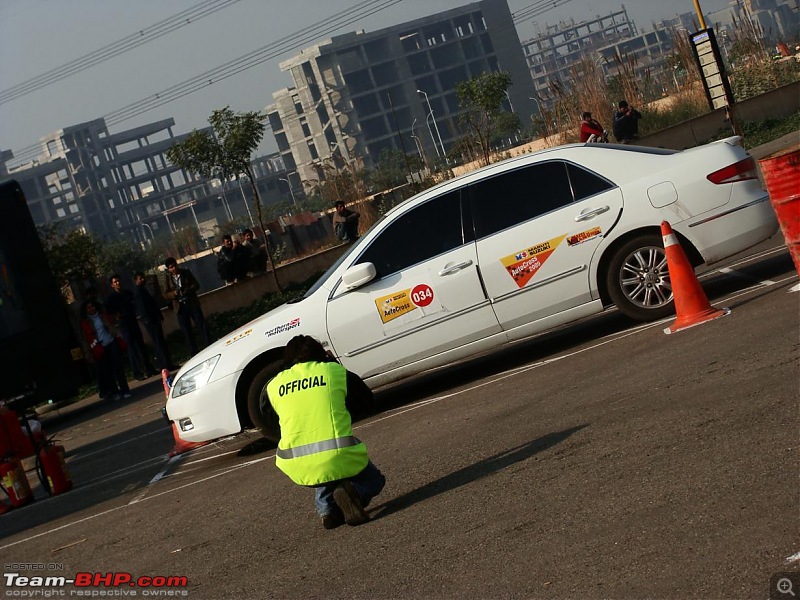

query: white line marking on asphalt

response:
[718,267,776,286]
[3,257,794,552]
[713,246,786,272]
[128,455,181,505]
[79,456,167,487]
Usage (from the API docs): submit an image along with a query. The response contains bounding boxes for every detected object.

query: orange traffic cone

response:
[661,221,729,334]
[161,369,172,398]
[168,422,209,457]
[162,369,210,457]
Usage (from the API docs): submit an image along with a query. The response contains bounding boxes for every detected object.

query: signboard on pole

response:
[689,28,735,110]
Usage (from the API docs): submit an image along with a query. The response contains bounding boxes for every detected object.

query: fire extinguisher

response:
[36,440,72,496]
[0,455,34,508]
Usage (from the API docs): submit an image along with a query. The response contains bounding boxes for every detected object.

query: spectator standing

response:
[216,234,250,284]
[580,112,606,143]
[133,272,176,372]
[231,237,250,281]
[106,274,157,381]
[332,201,360,242]
[79,299,131,401]
[241,228,267,274]
[266,335,385,529]
[611,100,642,143]
[162,257,211,356]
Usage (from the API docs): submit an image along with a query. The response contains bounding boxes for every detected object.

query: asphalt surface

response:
[1,234,797,599]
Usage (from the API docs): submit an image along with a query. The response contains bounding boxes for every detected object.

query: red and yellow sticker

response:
[375,284,436,324]
[501,234,566,288]
[567,226,602,246]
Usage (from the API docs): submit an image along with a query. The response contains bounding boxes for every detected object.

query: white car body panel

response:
[167,138,779,443]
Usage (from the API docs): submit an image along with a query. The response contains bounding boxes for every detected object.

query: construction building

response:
[266,0,536,189]
[521,7,637,107]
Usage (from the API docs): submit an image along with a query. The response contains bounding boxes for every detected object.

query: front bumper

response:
[166,371,242,443]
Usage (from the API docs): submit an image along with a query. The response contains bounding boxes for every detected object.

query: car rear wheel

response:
[606,233,674,321]
[246,360,282,443]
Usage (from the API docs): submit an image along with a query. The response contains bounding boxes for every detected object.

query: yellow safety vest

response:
[267,361,368,486]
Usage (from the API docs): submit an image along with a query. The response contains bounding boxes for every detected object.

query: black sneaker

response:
[332,482,369,526]
[321,507,345,530]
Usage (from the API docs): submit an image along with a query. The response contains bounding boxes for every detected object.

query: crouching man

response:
[266,335,386,529]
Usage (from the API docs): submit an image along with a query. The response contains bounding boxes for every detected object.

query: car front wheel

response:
[246,360,282,443]
[606,234,674,321]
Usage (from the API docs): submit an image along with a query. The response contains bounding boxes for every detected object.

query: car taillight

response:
[706,157,758,184]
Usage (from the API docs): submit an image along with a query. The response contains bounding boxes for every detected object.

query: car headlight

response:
[172,355,221,399]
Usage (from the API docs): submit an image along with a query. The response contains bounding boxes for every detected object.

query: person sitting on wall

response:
[332,201,360,242]
[216,234,248,284]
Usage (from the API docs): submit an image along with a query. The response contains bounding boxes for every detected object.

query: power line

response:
[512,0,577,26]
[104,0,403,126]
[7,0,571,166]
[7,0,402,164]
[0,0,243,105]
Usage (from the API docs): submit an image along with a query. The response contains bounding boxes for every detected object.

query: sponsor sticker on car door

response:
[375,283,440,325]
[500,234,566,288]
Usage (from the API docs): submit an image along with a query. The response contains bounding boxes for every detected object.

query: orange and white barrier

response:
[661,221,729,334]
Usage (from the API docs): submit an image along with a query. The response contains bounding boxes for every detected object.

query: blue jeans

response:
[314,461,385,517]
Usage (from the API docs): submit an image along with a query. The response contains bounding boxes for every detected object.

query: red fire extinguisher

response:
[37,441,72,496]
[0,455,34,508]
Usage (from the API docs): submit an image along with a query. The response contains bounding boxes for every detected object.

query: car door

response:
[469,160,623,338]
[326,189,503,379]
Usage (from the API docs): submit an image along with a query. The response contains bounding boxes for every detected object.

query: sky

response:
[0,0,735,165]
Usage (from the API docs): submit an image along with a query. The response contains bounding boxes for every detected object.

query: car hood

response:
[173,299,311,381]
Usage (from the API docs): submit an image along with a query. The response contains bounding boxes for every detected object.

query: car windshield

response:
[290,206,412,303]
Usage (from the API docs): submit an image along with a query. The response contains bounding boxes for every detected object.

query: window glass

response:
[357,190,466,277]
[470,161,573,238]
[567,163,614,200]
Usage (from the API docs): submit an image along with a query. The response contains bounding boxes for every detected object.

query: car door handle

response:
[438,260,473,276]
[574,205,610,221]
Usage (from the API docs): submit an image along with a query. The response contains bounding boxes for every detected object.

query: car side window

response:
[567,162,614,200]
[357,190,467,277]
[470,161,574,239]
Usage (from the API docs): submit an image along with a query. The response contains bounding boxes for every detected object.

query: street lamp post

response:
[411,118,426,167]
[278,177,297,206]
[238,175,255,227]
[417,89,445,158]
[212,167,233,221]
[141,222,154,247]
[503,90,515,113]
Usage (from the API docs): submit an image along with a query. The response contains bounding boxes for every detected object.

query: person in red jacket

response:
[580,111,606,143]
[79,299,131,401]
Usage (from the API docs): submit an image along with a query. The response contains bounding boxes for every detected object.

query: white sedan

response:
[167,137,777,443]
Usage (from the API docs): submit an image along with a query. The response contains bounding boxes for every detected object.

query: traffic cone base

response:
[664,306,730,335]
[661,221,730,335]
[169,422,210,457]
[162,369,210,456]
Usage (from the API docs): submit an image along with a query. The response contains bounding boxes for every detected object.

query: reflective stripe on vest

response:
[276,435,360,459]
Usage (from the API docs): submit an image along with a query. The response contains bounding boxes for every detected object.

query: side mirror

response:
[341,263,377,290]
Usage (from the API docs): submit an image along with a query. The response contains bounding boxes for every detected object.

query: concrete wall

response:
[635,81,800,150]
[161,243,351,336]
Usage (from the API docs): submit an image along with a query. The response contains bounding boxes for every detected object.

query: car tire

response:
[606,233,674,321]
[246,361,282,443]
